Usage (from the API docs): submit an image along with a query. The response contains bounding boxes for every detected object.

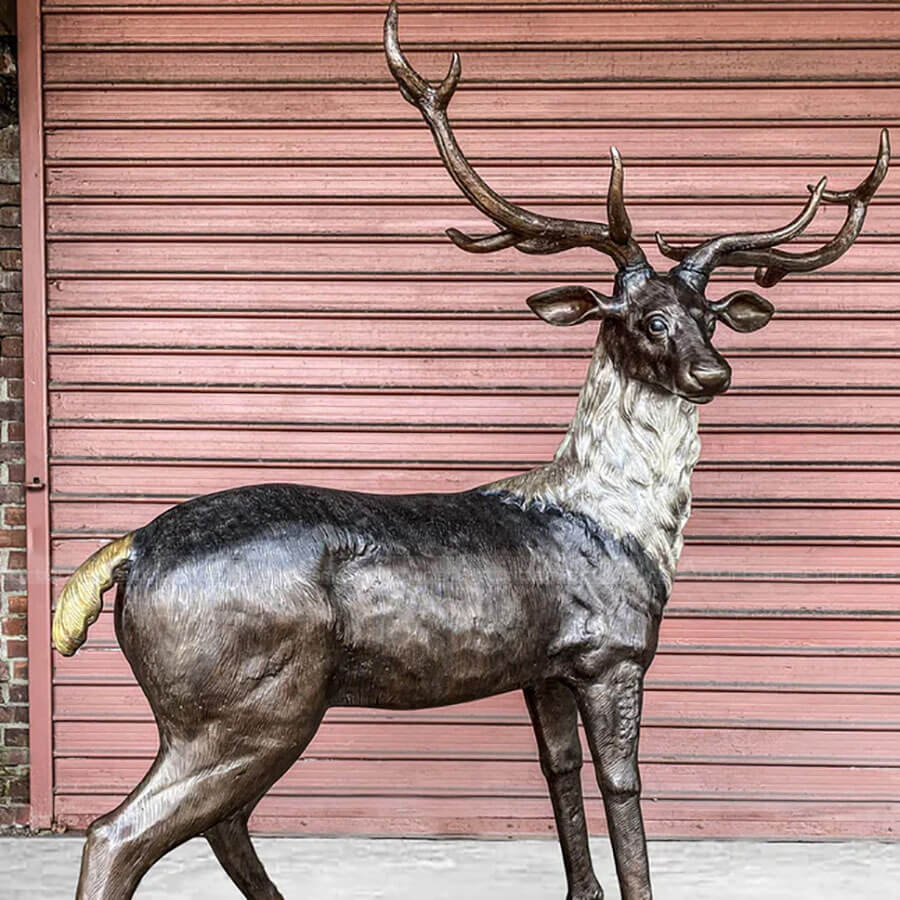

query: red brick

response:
[0,269,22,291]
[0,446,22,465]
[0,528,25,548]
[3,571,26,592]
[0,400,23,419]
[0,659,8,683]
[0,226,20,249]
[7,421,23,441]
[0,334,21,356]
[6,777,29,803]
[7,595,26,614]
[6,376,23,398]
[11,659,26,680]
[0,705,27,723]
[4,638,26,659]
[3,727,28,747]
[0,356,21,377]
[0,249,21,270]
[7,683,27,704]
[0,485,24,505]
[0,312,22,336]
[0,748,28,766]
[0,290,21,313]
[0,443,24,463]
[3,507,25,527]
[2,616,26,636]
[0,805,30,828]
[6,550,24,570]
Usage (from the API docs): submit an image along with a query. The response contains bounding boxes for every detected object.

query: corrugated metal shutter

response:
[44,2,899,837]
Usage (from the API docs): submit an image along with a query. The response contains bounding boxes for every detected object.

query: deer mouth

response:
[680,390,716,405]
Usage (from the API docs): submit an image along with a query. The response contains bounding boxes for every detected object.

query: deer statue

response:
[52,5,890,899]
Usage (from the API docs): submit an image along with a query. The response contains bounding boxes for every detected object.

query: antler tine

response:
[739,128,892,287]
[657,177,828,281]
[444,228,519,253]
[819,127,890,205]
[384,2,649,271]
[607,146,632,245]
[659,128,890,288]
[385,2,459,110]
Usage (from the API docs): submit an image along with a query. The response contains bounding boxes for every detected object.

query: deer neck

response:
[487,343,701,588]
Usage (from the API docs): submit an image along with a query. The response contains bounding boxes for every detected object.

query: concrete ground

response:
[1,836,898,898]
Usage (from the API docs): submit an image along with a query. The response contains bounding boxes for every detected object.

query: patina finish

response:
[51,5,890,899]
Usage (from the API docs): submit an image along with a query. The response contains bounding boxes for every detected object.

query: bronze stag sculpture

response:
[53,5,890,898]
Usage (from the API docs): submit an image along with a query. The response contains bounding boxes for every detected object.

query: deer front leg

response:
[576,662,652,900]
[525,680,602,900]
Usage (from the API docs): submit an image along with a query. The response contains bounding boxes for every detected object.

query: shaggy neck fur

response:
[488,342,701,588]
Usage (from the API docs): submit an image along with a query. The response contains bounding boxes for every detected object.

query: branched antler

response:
[384,2,649,271]
[657,129,890,287]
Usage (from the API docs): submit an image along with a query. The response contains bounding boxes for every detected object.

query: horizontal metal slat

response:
[47,499,900,543]
[52,794,900,839]
[45,313,900,353]
[49,680,900,728]
[45,161,898,201]
[48,462,900,502]
[41,393,900,427]
[43,421,900,465]
[43,240,898,278]
[43,353,900,391]
[42,86,900,125]
[44,199,900,238]
[42,46,900,86]
[45,277,900,314]
[50,719,900,767]
[51,755,900,802]
[50,532,900,579]
[43,125,897,162]
[41,1,900,10]
[41,8,900,47]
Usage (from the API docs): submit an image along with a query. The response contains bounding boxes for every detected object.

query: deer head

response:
[385,3,890,404]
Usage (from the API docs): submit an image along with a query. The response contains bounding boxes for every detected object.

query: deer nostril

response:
[690,364,731,392]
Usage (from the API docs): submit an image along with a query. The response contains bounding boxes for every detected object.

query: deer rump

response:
[116,483,666,721]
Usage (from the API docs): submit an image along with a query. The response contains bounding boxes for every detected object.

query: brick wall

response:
[0,0,26,831]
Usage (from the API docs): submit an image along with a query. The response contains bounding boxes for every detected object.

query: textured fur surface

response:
[117,482,667,715]
[489,340,701,587]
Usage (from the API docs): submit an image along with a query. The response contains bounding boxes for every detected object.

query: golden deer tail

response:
[52,533,134,657]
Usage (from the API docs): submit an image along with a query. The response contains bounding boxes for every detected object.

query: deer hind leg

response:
[576,661,652,900]
[525,680,602,900]
[76,709,324,900]
[205,798,284,900]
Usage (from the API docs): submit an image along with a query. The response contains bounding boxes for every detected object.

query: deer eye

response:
[646,314,668,338]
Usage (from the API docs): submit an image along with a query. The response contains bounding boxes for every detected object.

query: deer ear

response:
[709,290,774,333]
[526,285,623,327]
